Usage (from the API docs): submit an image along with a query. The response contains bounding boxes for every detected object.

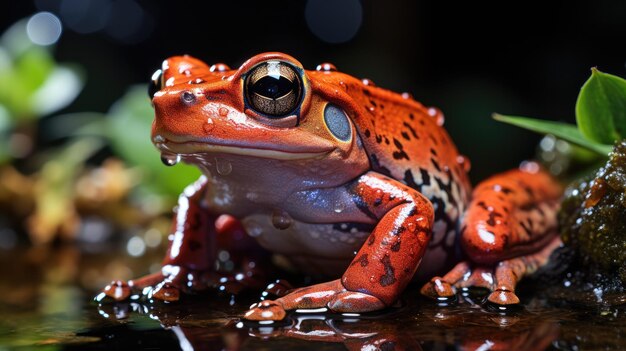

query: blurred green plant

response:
[494,68,626,158]
[0,18,83,163]
[0,16,197,245]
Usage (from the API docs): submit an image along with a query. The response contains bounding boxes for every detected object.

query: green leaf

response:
[493,113,613,155]
[575,68,626,143]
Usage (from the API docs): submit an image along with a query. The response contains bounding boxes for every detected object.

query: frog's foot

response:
[243,279,386,321]
[102,263,266,302]
[421,235,562,305]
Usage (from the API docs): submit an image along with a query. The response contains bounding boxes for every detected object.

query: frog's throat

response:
[154,141,333,161]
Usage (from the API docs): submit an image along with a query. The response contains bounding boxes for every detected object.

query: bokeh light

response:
[26,11,62,45]
[305,0,363,44]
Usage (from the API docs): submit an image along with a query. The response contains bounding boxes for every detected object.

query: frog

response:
[102,52,563,320]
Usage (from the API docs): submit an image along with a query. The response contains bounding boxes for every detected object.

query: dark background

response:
[4,0,626,181]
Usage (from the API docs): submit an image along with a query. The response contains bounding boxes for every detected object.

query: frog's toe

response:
[487,289,520,305]
[327,291,386,313]
[244,300,287,321]
[420,276,456,299]
[102,280,132,301]
[150,281,181,302]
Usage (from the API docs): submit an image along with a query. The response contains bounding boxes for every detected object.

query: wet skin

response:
[103,52,563,320]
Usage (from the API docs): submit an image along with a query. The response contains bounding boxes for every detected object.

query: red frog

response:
[103,52,562,320]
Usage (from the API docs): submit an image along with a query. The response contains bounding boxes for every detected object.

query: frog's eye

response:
[148,69,163,99]
[245,61,302,117]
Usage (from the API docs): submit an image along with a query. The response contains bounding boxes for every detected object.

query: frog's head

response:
[150,52,368,186]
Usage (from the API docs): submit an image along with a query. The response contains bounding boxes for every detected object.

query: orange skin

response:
[102,52,562,320]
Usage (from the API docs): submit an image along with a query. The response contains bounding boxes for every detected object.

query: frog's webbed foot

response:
[101,267,207,302]
[243,279,386,321]
[421,235,562,305]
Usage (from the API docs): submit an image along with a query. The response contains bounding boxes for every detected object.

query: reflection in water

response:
[0,246,624,350]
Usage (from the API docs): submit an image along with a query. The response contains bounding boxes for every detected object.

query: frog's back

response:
[309,70,471,264]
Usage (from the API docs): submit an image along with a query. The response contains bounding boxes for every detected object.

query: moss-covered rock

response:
[559,140,626,285]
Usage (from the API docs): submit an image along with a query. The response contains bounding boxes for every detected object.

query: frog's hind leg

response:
[421,163,563,305]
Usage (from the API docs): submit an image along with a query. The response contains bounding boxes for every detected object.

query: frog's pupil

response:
[245,61,303,118]
[253,75,295,100]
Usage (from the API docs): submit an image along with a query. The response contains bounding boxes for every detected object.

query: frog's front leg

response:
[244,171,434,320]
[102,176,262,302]
[421,164,562,305]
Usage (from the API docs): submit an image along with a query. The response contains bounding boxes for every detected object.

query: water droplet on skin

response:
[334,201,345,213]
[316,63,337,72]
[401,92,413,100]
[161,153,180,166]
[204,118,214,133]
[218,107,228,117]
[519,160,540,174]
[456,154,471,172]
[215,157,232,175]
[362,78,375,86]
[271,209,293,230]
[210,63,230,72]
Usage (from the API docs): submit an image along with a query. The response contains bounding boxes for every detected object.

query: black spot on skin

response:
[486,211,502,226]
[392,226,406,236]
[393,138,403,150]
[407,207,418,217]
[388,195,396,201]
[384,137,390,145]
[376,134,383,143]
[353,253,369,267]
[409,113,415,120]
[401,131,411,141]
[404,169,419,190]
[352,194,378,220]
[370,100,377,107]
[430,148,438,156]
[419,168,431,186]
[368,234,376,246]
[369,154,393,177]
[374,198,382,206]
[419,119,425,126]
[391,240,401,252]
[364,129,371,138]
[363,89,371,96]
[379,255,396,287]
[393,150,410,160]
[501,186,513,194]
[477,201,488,211]
[431,158,441,172]
[402,122,419,139]
[188,240,202,251]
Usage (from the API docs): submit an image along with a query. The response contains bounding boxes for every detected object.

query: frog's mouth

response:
[153,138,333,161]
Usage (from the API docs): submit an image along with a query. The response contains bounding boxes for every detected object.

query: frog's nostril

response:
[181,91,196,104]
